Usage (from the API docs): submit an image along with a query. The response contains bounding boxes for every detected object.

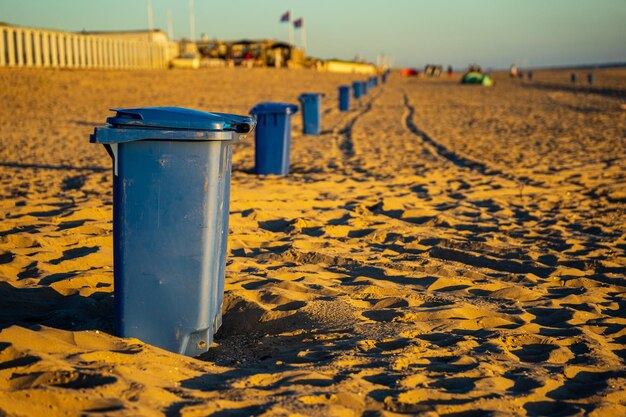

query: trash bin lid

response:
[249,102,298,116]
[298,93,325,101]
[91,107,255,144]
[106,107,252,132]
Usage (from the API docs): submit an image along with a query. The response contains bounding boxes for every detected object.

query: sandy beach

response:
[0,67,625,416]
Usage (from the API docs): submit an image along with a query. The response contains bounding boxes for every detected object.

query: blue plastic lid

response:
[106,107,253,133]
[249,102,298,116]
[298,93,325,101]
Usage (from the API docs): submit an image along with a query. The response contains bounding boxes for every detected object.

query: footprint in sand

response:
[9,370,117,390]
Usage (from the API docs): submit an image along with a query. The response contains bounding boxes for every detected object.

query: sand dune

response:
[0,67,625,416]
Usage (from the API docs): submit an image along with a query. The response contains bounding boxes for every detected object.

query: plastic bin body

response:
[90,107,254,356]
[338,86,350,111]
[298,93,323,135]
[250,102,298,175]
[352,81,362,99]
[362,81,369,95]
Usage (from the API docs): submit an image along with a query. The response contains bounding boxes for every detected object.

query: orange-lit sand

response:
[0,67,625,416]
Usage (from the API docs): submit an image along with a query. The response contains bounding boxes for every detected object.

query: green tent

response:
[461,71,494,86]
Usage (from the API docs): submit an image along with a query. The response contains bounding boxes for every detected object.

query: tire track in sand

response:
[401,92,544,187]
[334,89,383,161]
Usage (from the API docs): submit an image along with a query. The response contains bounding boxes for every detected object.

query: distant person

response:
[587,72,594,85]
[509,64,518,78]
[571,72,577,84]
[274,49,283,68]
[245,51,253,69]
[447,65,453,78]
[518,71,524,79]
[527,71,533,81]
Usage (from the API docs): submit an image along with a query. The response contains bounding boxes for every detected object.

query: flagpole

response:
[189,0,195,41]
[147,0,154,41]
[167,10,174,40]
[288,10,294,45]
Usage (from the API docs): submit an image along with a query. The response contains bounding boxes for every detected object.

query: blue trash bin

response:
[362,81,369,95]
[250,102,299,175]
[298,93,324,135]
[353,81,362,99]
[338,85,350,112]
[90,107,255,357]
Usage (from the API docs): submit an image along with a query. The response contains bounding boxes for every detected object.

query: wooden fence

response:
[0,25,168,69]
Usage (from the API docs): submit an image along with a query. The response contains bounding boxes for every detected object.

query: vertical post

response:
[50,32,58,67]
[66,35,74,68]
[106,39,112,69]
[129,41,134,69]
[0,27,6,66]
[101,38,107,69]
[58,33,66,67]
[139,42,145,68]
[118,40,124,68]
[113,39,117,69]
[89,37,96,68]
[24,30,33,66]
[6,28,15,66]
[42,33,50,67]
[85,36,92,68]
[99,38,105,69]
[72,35,79,68]
[15,29,24,66]
[124,41,130,69]
[79,36,86,68]
[0,27,6,67]
[32,30,41,66]
[118,40,122,69]
[94,37,101,68]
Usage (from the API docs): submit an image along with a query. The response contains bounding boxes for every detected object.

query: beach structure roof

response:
[80,29,169,43]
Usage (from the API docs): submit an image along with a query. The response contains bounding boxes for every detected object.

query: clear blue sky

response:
[1,0,625,69]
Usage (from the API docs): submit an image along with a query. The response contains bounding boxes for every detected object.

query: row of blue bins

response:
[255,72,389,175]
[90,70,390,357]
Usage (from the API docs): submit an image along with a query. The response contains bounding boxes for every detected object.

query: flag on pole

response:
[280,11,290,22]
[293,18,303,28]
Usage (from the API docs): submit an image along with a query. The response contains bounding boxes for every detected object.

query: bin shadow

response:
[0,162,108,173]
[0,281,113,333]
